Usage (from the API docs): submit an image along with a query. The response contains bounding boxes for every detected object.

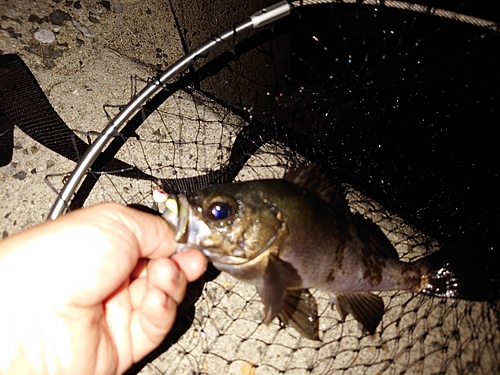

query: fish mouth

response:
[161,194,190,243]
[161,193,211,251]
[201,249,250,265]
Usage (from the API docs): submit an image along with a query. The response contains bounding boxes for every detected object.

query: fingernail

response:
[163,294,174,309]
[203,257,208,273]
[170,261,180,283]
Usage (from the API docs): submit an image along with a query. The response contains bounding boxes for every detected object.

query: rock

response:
[34,29,56,43]
[48,9,72,25]
[28,15,45,24]
[12,170,27,180]
[72,20,94,38]
[98,1,111,11]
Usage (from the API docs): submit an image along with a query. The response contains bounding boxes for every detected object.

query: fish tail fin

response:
[418,240,500,301]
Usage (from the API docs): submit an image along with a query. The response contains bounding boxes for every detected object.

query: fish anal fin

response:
[262,255,302,324]
[330,293,347,321]
[331,292,384,334]
[278,289,320,341]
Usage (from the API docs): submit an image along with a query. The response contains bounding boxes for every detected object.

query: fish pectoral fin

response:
[278,289,320,341]
[331,292,384,334]
[261,255,301,325]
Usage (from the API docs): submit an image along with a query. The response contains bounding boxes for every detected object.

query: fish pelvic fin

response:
[331,292,384,335]
[417,240,500,301]
[261,255,303,324]
[277,289,320,341]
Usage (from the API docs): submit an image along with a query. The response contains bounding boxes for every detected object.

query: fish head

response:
[162,183,285,268]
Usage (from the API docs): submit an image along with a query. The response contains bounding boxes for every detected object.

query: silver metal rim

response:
[49,0,498,219]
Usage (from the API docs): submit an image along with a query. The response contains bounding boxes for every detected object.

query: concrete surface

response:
[1,1,499,375]
[1,0,181,234]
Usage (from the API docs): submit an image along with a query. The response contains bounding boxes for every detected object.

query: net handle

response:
[48,2,292,220]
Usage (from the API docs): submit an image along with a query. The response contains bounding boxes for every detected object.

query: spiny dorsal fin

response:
[331,292,384,334]
[350,212,399,259]
[277,289,320,341]
[284,163,349,216]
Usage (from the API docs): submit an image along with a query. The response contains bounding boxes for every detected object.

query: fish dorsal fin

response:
[331,292,384,334]
[261,255,302,324]
[351,212,399,259]
[284,163,349,215]
[277,289,320,341]
[285,163,397,260]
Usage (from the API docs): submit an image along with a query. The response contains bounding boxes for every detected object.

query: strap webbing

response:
[0,54,148,179]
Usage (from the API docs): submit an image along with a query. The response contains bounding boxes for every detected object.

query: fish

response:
[157,164,499,340]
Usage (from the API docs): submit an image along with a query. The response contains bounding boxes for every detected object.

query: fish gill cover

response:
[43,1,500,374]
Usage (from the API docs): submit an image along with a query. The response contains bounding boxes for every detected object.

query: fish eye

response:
[206,200,235,221]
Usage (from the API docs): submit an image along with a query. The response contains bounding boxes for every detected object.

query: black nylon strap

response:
[0,54,150,180]
[0,110,13,167]
[0,54,243,210]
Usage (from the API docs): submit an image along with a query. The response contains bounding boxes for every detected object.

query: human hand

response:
[0,203,207,375]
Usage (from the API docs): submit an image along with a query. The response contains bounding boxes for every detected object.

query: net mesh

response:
[46,2,500,374]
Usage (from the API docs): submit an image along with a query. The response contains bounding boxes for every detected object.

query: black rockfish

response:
[158,164,498,340]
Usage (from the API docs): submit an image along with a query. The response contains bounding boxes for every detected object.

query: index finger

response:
[93,203,179,259]
[63,203,207,303]
[80,203,207,281]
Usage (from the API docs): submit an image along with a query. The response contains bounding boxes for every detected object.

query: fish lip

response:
[175,195,190,243]
[161,194,190,243]
[201,249,249,265]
